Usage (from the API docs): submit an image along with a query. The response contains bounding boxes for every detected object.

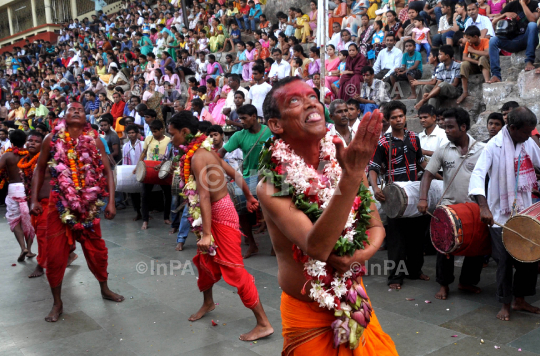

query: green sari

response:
[168,39,178,61]
[209,24,228,53]
[138,36,153,56]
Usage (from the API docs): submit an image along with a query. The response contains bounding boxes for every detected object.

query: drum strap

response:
[436,140,479,207]
[239,127,268,175]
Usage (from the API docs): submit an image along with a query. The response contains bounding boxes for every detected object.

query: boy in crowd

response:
[457,26,490,104]
[418,104,448,162]
[122,124,144,221]
[390,40,423,100]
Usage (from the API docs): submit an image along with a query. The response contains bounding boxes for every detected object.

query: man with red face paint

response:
[258,77,398,355]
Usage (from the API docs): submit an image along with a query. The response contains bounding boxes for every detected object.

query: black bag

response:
[495,18,520,37]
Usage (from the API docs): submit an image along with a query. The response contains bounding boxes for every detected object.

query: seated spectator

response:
[463,1,495,39]
[357,66,391,113]
[390,39,423,99]
[339,43,367,100]
[488,0,538,83]
[410,48,441,99]
[415,45,462,109]
[487,0,507,18]
[412,16,432,57]
[373,34,403,80]
[457,26,490,104]
[420,0,443,25]
[432,1,456,48]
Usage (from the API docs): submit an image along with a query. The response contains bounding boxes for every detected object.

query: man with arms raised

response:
[31,102,124,322]
[469,106,540,321]
[258,77,397,354]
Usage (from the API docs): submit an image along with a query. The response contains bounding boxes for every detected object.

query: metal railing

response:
[51,0,71,23]
[35,0,47,26]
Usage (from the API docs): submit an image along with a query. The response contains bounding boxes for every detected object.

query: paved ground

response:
[1,206,540,356]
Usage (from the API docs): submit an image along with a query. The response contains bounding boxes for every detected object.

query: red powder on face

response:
[274,81,317,107]
[430,208,455,253]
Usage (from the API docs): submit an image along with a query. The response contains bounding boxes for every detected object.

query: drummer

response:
[369,101,440,290]
[469,106,540,321]
[417,108,486,301]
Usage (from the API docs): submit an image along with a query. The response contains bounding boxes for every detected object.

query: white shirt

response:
[127,109,144,127]
[222,86,250,113]
[122,140,144,165]
[247,82,272,117]
[468,132,540,225]
[268,60,291,80]
[464,15,495,37]
[373,47,402,78]
[418,125,449,156]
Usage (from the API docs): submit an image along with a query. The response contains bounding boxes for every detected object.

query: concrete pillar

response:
[70,0,77,20]
[43,0,53,23]
[30,0,38,27]
[7,7,13,36]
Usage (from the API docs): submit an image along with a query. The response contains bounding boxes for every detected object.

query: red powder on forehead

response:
[430,208,455,253]
[274,81,316,105]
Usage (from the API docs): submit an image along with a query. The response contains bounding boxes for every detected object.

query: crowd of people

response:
[1,0,540,354]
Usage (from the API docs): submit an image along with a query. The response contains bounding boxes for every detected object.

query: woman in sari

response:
[396,7,418,52]
[185,77,198,111]
[339,43,367,100]
[145,53,159,83]
[294,9,312,43]
[211,83,230,125]
[208,18,227,53]
[160,51,174,76]
[142,80,165,123]
[325,44,341,89]
[96,58,107,76]
[167,33,180,61]
[205,54,224,83]
[329,0,347,30]
[357,14,375,57]
[307,46,321,76]
[205,78,221,115]
[254,41,270,61]
[163,66,181,91]
[242,41,256,81]
[308,1,318,40]
[107,66,130,100]
[231,42,246,75]
[136,31,154,56]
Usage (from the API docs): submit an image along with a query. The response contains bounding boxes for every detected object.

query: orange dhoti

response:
[281,280,398,356]
[32,198,49,269]
[45,193,108,288]
[192,195,259,309]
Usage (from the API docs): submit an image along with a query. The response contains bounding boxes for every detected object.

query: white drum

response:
[114,165,143,193]
[380,180,443,219]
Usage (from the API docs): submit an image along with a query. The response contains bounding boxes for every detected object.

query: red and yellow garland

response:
[0,147,30,189]
[179,134,209,183]
[18,152,40,197]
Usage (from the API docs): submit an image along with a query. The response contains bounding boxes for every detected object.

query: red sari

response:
[339,53,367,101]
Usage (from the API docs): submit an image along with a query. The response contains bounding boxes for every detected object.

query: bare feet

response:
[45,302,63,322]
[133,213,142,221]
[525,62,535,71]
[254,221,267,234]
[239,324,274,341]
[169,227,179,235]
[141,221,148,230]
[414,100,425,111]
[458,283,481,294]
[176,242,184,251]
[536,67,540,74]
[29,265,44,278]
[67,253,78,267]
[497,303,511,321]
[17,249,28,262]
[243,245,259,259]
[456,92,468,104]
[392,94,402,100]
[101,289,125,302]
[487,76,501,84]
[389,283,401,290]
[188,302,215,321]
[164,219,172,225]
[435,285,449,300]
[512,297,540,315]
[406,95,417,100]
[419,273,430,281]
[26,252,36,258]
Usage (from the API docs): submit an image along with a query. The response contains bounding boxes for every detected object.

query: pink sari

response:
[207,86,222,113]
[205,61,224,83]
[211,85,230,125]
[324,56,341,89]
[242,49,255,81]
[309,10,318,31]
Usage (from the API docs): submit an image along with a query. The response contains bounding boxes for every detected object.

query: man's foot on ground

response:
[67,253,78,267]
[458,283,481,294]
[243,245,259,259]
[406,95,417,100]
[176,242,184,251]
[419,274,430,281]
[164,219,172,225]
[414,101,425,111]
[525,62,535,71]
[133,214,142,221]
[142,221,148,230]
[389,283,401,290]
[102,289,125,302]
[26,252,36,258]
[456,92,468,104]
[487,76,501,84]
[536,67,540,74]
[45,303,63,322]
[254,221,267,234]
[497,304,511,321]
[512,298,540,314]
[239,324,274,341]
[392,95,402,100]
[188,302,215,321]
[169,228,179,235]
[17,249,28,262]
[29,265,44,278]
[435,285,449,300]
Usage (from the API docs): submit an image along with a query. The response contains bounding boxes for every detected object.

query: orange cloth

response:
[281,280,398,356]
[463,38,490,59]
[32,198,49,269]
[329,3,347,29]
[192,195,259,309]
[45,193,108,288]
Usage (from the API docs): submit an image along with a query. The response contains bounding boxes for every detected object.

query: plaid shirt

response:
[369,130,424,183]
[360,79,391,106]
[435,60,461,84]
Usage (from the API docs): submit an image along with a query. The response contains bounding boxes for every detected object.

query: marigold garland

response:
[0,147,30,189]
[18,152,40,197]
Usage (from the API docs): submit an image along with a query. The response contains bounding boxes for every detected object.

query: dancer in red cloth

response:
[31,102,124,322]
[167,111,273,341]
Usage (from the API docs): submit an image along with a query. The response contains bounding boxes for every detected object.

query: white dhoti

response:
[6,183,35,240]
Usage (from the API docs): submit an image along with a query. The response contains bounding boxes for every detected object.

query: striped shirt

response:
[369,130,424,182]
[435,60,461,84]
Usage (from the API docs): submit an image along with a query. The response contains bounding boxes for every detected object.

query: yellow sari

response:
[295,14,311,43]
